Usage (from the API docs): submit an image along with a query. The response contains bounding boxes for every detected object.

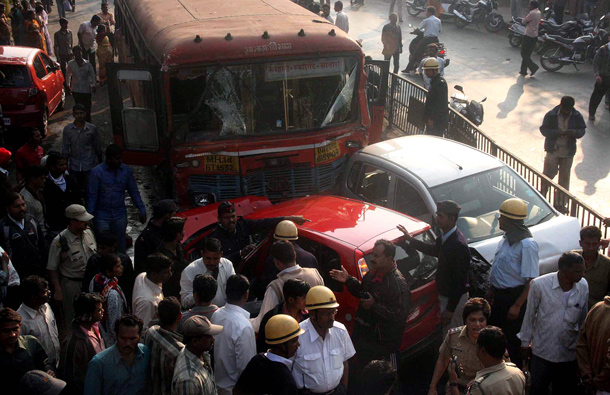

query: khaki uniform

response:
[468,362,525,395]
[47,228,97,331]
[440,326,484,393]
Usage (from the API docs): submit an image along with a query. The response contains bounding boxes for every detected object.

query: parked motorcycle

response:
[539,27,609,72]
[508,10,592,50]
[450,85,486,126]
[452,0,504,32]
[406,0,457,17]
[507,18,545,52]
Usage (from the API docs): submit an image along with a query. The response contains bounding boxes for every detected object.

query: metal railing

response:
[384,72,608,238]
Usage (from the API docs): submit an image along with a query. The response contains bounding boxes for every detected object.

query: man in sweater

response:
[252,240,324,332]
[574,225,610,308]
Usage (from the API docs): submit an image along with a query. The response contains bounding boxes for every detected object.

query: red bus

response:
[108,0,388,208]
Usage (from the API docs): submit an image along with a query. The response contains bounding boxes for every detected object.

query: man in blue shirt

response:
[486,198,539,369]
[87,144,147,253]
[84,314,151,395]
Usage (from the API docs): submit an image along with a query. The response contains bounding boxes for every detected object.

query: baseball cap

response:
[65,204,94,221]
[182,316,223,337]
[19,371,66,395]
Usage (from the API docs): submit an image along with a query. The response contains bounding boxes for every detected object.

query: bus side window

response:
[117,69,158,151]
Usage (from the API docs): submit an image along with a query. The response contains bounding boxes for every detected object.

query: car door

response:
[37,52,60,111]
[393,177,435,226]
[345,161,396,208]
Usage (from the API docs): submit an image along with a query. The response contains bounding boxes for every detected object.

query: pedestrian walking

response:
[9,0,25,46]
[576,296,610,394]
[77,15,100,76]
[422,58,448,137]
[382,14,402,74]
[588,41,610,121]
[293,285,356,395]
[418,44,447,90]
[24,10,45,52]
[132,254,172,329]
[171,316,223,395]
[53,18,73,88]
[0,3,11,45]
[540,96,586,192]
[47,204,96,333]
[65,49,96,123]
[574,225,610,308]
[134,199,177,274]
[20,165,47,232]
[466,326,525,395]
[518,252,588,395]
[554,0,566,23]
[211,275,256,395]
[334,1,349,33]
[389,0,403,23]
[330,240,410,380]
[14,127,44,182]
[43,152,82,236]
[87,144,146,253]
[520,1,540,76]
[233,314,303,395]
[398,200,470,335]
[486,198,539,369]
[34,4,52,56]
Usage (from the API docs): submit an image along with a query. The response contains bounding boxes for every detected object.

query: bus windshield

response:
[170,56,359,141]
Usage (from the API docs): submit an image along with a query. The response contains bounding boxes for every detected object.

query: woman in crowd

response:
[9,0,25,45]
[24,10,45,51]
[34,3,52,55]
[427,297,495,395]
[88,253,127,346]
[95,24,112,84]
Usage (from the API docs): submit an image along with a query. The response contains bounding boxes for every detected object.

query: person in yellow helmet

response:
[485,198,539,369]
[233,314,303,395]
[422,57,448,137]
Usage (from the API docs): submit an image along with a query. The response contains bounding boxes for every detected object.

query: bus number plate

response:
[203,155,238,173]
[315,141,341,164]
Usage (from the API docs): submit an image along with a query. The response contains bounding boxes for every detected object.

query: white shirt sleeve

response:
[180,266,195,309]
[251,287,278,333]
[518,279,540,347]
[134,298,156,329]
[235,325,257,376]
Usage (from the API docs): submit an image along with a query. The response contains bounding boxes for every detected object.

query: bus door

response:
[364,59,389,144]
[106,63,164,165]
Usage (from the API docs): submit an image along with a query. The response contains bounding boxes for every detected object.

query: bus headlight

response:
[193,193,216,206]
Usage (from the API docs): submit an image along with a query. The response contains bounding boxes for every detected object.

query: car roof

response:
[0,46,38,65]
[245,195,429,249]
[359,135,503,188]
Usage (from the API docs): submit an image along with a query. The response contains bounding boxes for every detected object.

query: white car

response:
[341,135,581,274]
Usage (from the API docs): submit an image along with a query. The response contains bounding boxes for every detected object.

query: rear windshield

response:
[0,65,31,88]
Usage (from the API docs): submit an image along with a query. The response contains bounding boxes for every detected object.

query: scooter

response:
[539,27,609,72]
[406,26,447,72]
[406,0,457,17]
[450,85,486,126]
[452,0,504,32]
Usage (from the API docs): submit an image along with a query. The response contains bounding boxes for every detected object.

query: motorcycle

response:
[452,0,504,32]
[508,10,592,50]
[406,26,447,72]
[539,27,609,72]
[406,0,457,17]
[507,18,545,52]
[450,85,486,126]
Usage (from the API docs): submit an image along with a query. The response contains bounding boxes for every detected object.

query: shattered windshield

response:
[170,57,359,141]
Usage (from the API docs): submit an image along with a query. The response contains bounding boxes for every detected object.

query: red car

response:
[0,46,65,141]
[180,195,442,359]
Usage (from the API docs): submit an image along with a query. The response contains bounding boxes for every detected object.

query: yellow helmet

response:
[422,57,439,70]
[499,198,528,220]
[274,220,298,241]
[265,314,305,345]
[306,285,340,310]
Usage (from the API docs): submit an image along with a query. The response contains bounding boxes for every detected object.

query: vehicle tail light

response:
[357,258,369,278]
[439,50,445,55]
[28,87,39,97]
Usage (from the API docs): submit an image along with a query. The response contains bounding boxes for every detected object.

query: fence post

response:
[387,73,396,130]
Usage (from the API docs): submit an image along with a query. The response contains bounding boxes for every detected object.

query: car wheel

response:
[57,88,66,111]
[40,108,48,138]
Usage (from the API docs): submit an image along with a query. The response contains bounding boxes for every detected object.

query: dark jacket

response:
[234,353,299,395]
[209,217,286,266]
[134,221,163,274]
[82,252,136,306]
[345,267,411,352]
[424,74,448,128]
[43,174,81,233]
[59,320,99,393]
[594,44,610,76]
[0,335,52,394]
[406,229,470,311]
[0,214,48,279]
[540,105,586,155]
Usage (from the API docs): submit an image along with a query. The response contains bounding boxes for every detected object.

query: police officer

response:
[428,298,492,395]
[209,201,309,267]
[293,286,356,395]
[486,198,539,369]
[47,204,97,334]
[465,327,525,395]
[422,57,448,137]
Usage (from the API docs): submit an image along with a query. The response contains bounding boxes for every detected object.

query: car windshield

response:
[170,56,359,141]
[363,232,438,289]
[430,166,555,243]
[0,65,31,88]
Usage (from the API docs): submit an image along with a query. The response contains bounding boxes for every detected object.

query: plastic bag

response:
[64,0,72,12]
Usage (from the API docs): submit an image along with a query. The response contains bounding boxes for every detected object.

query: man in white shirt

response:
[133,254,173,329]
[77,15,100,75]
[17,275,60,367]
[180,237,235,309]
[518,252,588,395]
[293,286,356,394]
[66,47,96,123]
[251,240,324,332]
[403,6,442,73]
[211,275,256,395]
[334,1,349,33]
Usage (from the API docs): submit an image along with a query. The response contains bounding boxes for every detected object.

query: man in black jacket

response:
[398,200,470,336]
[588,42,610,121]
[423,57,448,137]
[540,96,586,192]
[208,201,309,267]
[43,152,81,238]
[134,199,177,274]
[330,239,410,373]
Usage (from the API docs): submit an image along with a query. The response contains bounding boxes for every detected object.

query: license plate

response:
[2,118,9,126]
[315,140,341,164]
[203,155,238,173]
